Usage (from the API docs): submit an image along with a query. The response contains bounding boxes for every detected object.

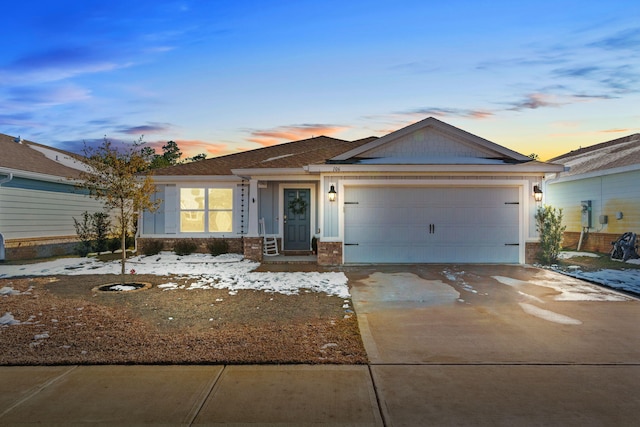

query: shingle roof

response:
[0,133,85,179]
[152,135,377,176]
[549,133,640,177]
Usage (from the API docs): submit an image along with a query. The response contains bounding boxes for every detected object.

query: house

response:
[0,134,105,260]
[140,117,564,264]
[545,133,640,253]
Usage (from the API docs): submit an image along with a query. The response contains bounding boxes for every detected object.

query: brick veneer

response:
[525,242,541,264]
[317,241,342,265]
[137,237,243,255]
[242,237,263,262]
[4,236,78,261]
[562,231,624,254]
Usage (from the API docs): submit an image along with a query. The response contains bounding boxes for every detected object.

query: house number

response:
[332,166,341,172]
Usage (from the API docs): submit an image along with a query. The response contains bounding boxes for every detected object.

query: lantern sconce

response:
[328,184,337,202]
[533,185,543,202]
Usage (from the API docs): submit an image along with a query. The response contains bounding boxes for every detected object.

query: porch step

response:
[261,254,318,264]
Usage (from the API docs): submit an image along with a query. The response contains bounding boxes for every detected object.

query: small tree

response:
[79,137,160,284]
[93,212,111,253]
[73,211,94,256]
[535,205,566,264]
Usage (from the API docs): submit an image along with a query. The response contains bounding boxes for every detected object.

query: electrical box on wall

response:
[599,215,608,225]
[581,200,592,228]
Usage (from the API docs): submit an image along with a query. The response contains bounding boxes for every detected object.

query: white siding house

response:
[545,133,640,253]
[0,134,105,260]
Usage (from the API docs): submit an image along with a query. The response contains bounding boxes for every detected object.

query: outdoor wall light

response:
[533,185,543,202]
[328,184,337,202]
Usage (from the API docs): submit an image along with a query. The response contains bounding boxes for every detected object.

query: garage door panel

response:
[344,186,520,264]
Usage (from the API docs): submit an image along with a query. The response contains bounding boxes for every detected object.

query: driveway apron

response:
[347,264,640,426]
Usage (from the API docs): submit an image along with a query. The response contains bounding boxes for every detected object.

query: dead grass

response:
[0,275,367,366]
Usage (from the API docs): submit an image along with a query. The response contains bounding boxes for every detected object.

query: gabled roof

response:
[549,133,640,177]
[153,136,375,176]
[0,133,86,180]
[330,117,532,163]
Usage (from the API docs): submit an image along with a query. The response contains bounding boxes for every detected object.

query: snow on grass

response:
[0,252,350,298]
[558,251,600,259]
[557,268,640,296]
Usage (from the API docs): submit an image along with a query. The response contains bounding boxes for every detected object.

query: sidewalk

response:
[2,363,640,426]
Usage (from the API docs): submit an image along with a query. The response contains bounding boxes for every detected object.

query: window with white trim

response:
[179,188,233,233]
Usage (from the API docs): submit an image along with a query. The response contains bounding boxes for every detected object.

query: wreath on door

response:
[288,197,308,215]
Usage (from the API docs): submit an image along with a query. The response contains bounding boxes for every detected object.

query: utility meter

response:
[581,200,592,228]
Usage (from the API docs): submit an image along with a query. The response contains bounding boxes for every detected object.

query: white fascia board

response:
[0,167,82,185]
[545,163,640,184]
[308,163,564,174]
[151,175,241,183]
[245,174,320,182]
[231,167,312,176]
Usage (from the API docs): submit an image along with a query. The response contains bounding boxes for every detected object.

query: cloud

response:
[176,140,233,157]
[140,139,234,159]
[552,64,638,93]
[0,46,125,86]
[247,124,349,146]
[507,92,612,111]
[0,112,37,127]
[400,107,494,119]
[118,123,173,135]
[590,27,640,51]
[599,128,635,134]
[7,84,91,107]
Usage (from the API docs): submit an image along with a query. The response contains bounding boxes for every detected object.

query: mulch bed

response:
[0,275,367,365]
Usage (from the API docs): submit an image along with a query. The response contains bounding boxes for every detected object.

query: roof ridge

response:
[550,133,640,161]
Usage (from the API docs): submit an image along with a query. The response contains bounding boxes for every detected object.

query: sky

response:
[1,0,639,161]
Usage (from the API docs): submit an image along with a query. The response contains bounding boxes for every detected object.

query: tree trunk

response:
[120,204,126,285]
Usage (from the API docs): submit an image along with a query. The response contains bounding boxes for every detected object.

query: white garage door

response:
[343,186,520,264]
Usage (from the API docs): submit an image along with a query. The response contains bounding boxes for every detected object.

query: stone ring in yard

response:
[92,282,152,293]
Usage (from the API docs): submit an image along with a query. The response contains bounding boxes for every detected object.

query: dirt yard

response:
[0,274,367,365]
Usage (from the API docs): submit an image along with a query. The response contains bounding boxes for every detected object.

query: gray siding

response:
[0,186,105,239]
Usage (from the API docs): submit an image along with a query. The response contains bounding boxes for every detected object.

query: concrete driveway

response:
[346,264,640,426]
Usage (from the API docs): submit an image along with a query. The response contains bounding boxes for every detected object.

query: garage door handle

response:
[345,243,359,246]
[428,224,435,234]
[504,243,520,246]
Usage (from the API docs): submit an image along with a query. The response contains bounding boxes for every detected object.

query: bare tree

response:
[79,137,160,284]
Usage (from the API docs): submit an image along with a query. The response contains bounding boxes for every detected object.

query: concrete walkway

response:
[1,265,639,425]
[0,364,382,426]
[2,363,639,426]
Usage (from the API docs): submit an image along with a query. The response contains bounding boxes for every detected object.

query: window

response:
[180,188,233,233]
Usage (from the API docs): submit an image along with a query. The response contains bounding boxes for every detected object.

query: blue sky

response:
[1,1,639,161]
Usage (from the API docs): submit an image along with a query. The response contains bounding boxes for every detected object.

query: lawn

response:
[0,253,367,365]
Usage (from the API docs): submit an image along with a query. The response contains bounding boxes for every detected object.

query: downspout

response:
[0,173,12,261]
[0,172,13,186]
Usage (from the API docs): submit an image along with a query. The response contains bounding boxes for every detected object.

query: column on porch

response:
[243,178,263,261]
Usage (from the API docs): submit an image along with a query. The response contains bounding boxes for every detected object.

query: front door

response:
[284,188,311,251]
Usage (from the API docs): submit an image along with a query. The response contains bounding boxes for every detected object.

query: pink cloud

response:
[248,124,349,147]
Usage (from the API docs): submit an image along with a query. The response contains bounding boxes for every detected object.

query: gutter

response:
[0,172,13,186]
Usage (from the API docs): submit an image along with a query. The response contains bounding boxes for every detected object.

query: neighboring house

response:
[0,134,105,260]
[545,133,640,254]
[141,117,564,265]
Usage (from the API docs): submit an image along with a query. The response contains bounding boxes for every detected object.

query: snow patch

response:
[558,251,600,259]
[1,312,20,325]
[518,303,582,325]
[493,271,631,301]
[0,252,350,298]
